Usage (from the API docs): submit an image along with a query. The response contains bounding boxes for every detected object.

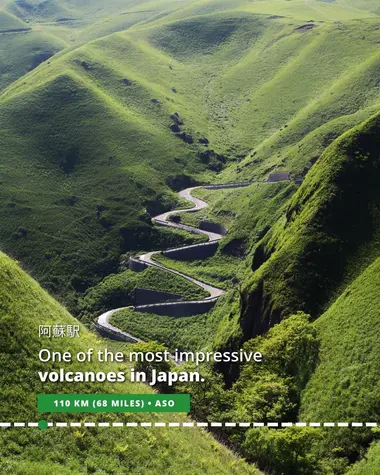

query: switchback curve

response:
[96,183,252,342]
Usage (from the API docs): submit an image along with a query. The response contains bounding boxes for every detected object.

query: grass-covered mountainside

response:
[300,258,380,459]
[0,252,258,475]
[179,251,380,473]
[2,0,380,313]
[110,306,215,351]
[0,52,209,309]
[182,105,380,473]
[241,110,380,337]
[1,0,380,474]
[153,181,296,291]
[0,10,65,91]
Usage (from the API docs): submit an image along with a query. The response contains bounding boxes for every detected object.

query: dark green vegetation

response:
[1,0,380,474]
[347,440,380,475]
[0,252,258,474]
[179,263,380,472]
[177,312,324,473]
[300,259,380,467]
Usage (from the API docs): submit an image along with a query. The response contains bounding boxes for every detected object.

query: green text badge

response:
[38,394,190,413]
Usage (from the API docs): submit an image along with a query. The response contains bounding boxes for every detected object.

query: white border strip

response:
[1,422,378,429]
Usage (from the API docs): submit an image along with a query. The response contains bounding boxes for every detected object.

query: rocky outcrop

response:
[170,124,181,133]
[170,113,183,125]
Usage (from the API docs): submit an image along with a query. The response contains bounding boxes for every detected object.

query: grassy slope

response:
[110,306,218,351]
[9,3,380,177]
[134,181,295,350]
[104,183,295,352]
[6,0,129,23]
[0,10,27,29]
[299,258,380,459]
[0,251,258,475]
[216,18,380,181]
[2,3,380,312]
[0,11,66,91]
[159,182,297,284]
[141,0,377,23]
[0,43,210,308]
[347,441,380,474]
[163,107,380,471]
[240,0,377,20]
[4,0,196,44]
[0,1,379,472]
[344,0,380,15]
[240,110,380,339]
[6,0,188,21]
[137,4,380,178]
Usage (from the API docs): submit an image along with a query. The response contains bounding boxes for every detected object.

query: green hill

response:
[2,6,380,314]
[0,30,65,91]
[78,265,208,324]
[0,52,209,309]
[0,9,65,91]
[241,110,380,337]
[0,251,258,475]
[299,258,380,464]
[166,98,380,472]
[5,0,196,32]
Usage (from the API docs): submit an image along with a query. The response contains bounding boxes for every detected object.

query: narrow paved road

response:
[97,309,141,343]
[137,187,225,299]
[96,184,248,340]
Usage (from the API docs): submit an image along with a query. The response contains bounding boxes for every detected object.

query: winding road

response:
[96,184,252,343]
